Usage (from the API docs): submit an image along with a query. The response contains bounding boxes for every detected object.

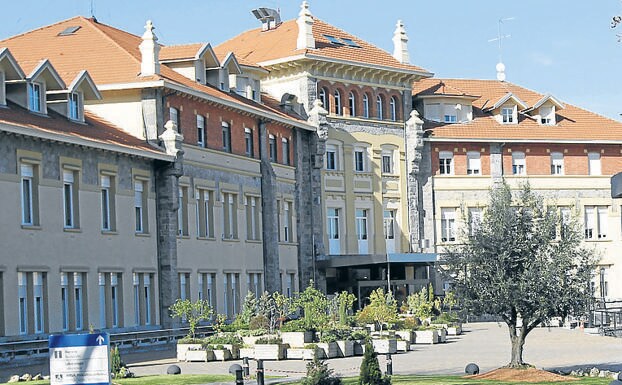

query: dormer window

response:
[69,92,83,121]
[540,105,554,125]
[501,106,514,124]
[444,113,457,123]
[0,71,5,106]
[28,82,44,113]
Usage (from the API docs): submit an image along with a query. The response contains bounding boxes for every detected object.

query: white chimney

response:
[392,20,410,64]
[139,20,160,76]
[297,1,315,50]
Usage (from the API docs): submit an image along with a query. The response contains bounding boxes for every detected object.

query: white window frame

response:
[512,151,526,175]
[355,209,368,241]
[319,88,328,110]
[550,152,564,175]
[21,164,34,226]
[178,186,188,236]
[327,208,340,247]
[244,128,253,157]
[584,206,608,240]
[468,207,483,236]
[382,151,393,174]
[362,94,369,118]
[18,272,28,334]
[144,275,151,325]
[376,95,384,120]
[169,107,179,132]
[0,70,5,106]
[501,106,515,124]
[466,151,481,175]
[269,134,277,162]
[588,152,601,176]
[134,181,144,233]
[283,201,292,242]
[197,115,205,147]
[389,96,397,121]
[440,208,456,243]
[246,196,260,241]
[33,272,44,334]
[63,170,76,229]
[348,92,356,117]
[74,273,83,331]
[439,151,454,175]
[133,273,140,326]
[427,103,441,122]
[101,175,111,231]
[61,273,69,331]
[540,105,554,125]
[69,91,83,121]
[111,273,119,328]
[354,147,366,172]
[28,82,44,113]
[334,90,342,115]
[222,122,231,152]
[282,137,290,166]
[223,192,237,239]
[326,144,338,170]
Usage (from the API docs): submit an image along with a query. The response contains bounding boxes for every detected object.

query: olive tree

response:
[441,181,597,367]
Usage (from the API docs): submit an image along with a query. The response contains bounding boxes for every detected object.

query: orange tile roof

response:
[413,78,622,142]
[214,18,430,74]
[160,43,204,61]
[0,17,306,126]
[0,101,166,156]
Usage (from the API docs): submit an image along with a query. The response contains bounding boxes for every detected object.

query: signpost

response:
[49,333,111,385]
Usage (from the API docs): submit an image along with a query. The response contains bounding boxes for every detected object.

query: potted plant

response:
[287,343,325,360]
[350,329,369,356]
[254,336,286,360]
[280,319,315,347]
[316,333,340,358]
[413,325,438,344]
[169,298,213,361]
[184,344,215,362]
[356,288,398,354]
[204,334,242,360]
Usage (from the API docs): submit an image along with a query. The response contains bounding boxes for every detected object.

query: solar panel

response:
[58,26,81,36]
[323,35,344,45]
[340,38,361,48]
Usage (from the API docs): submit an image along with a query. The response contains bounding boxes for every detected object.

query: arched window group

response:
[317,83,401,121]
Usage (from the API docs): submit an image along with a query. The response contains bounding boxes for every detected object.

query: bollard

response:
[256,359,265,385]
[242,357,250,378]
[229,364,244,385]
[385,353,393,375]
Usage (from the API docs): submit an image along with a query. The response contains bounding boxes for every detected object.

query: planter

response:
[395,330,416,343]
[396,340,411,352]
[239,347,255,359]
[435,328,447,343]
[213,349,232,361]
[242,336,263,346]
[286,347,325,360]
[336,340,354,357]
[184,348,215,362]
[446,324,462,336]
[371,339,397,354]
[317,342,340,358]
[222,344,240,359]
[254,344,286,360]
[353,339,366,356]
[177,343,203,361]
[414,330,438,344]
[281,331,314,347]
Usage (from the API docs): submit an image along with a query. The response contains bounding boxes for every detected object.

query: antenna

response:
[90,0,96,19]
[488,17,514,81]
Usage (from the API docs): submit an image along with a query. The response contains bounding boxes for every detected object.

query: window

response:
[319,87,328,110]
[326,144,338,170]
[247,273,262,298]
[169,107,179,133]
[134,181,147,233]
[21,164,38,226]
[178,187,188,236]
[224,273,240,318]
[287,273,295,298]
[588,152,601,176]
[376,95,384,120]
[196,189,214,238]
[355,209,368,241]
[133,273,140,326]
[282,138,290,165]
[198,273,217,310]
[244,128,253,157]
[222,192,238,239]
[382,151,393,174]
[73,273,84,330]
[468,207,482,236]
[584,206,608,240]
[439,151,453,175]
[69,92,83,121]
[133,273,155,327]
[550,152,564,175]
[32,272,45,334]
[427,103,440,122]
[444,114,457,123]
[501,107,514,124]
[283,201,293,242]
[0,70,5,106]
[334,90,342,115]
[363,94,370,118]
[354,148,366,172]
[512,151,526,175]
[269,135,277,162]
[440,208,456,242]
[61,273,69,331]
[197,115,206,147]
[598,267,609,298]
[389,97,397,121]
[349,92,356,117]
[466,151,481,175]
[28,82,43,112]
[327,208,340,254]
[179,273,190,301]
[383,210,395,241]
[18,272,27,334]
[222,122,231,153]
[540,106,554,125]
[63,170,79,229]
[246,196,260,241]
[110,273,120,328]
[100,175,115,231]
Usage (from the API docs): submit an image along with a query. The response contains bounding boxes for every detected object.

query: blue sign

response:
[49,333,111,385]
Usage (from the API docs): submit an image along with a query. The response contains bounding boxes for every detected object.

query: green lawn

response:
[2,374,613,385]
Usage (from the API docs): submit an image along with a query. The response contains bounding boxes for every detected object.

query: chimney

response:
[296,1,315,50]
[392,20,410,64]
[139,20,160,76]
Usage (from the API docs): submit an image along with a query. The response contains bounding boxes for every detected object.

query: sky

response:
[2,0,622,120]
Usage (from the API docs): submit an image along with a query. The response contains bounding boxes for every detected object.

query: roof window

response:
[323,35,344,45]
[323,35,361,48]
[340,38,361,48]
[58,26,81,36]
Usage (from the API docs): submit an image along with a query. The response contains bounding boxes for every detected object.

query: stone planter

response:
[336,340,354,357]
[213,349,232,361]
[414,330,438,344]
[435,328,447,343]
[221,344,240,359]
[254,344,286,360]
[286,347,325,360]
[395,330,416,343]
[446,324,462,336]
[353,339,366,355]
[241,336,263,346]
[239,347,255,359]
[281,331,314,347]
[371,339,397,354]
[317,342,340,358]
[184,348,215,362]
[396,340,411,352]
[177,343,203,361]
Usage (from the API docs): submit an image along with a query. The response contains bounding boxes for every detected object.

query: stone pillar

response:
[258,120,282,294]
[404,110,425,251]
[490,143,504,183]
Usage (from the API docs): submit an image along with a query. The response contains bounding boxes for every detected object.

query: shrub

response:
[280,319,308,332]
[178,336,205,344]
[169,298,213,339]
[110,345,122,375]
[350,330,369,341]
[237,328,267,337]
[301,355,342,385]
[358,341,390,385]
[249,314,270,330]
[205,334,242,346]
[255,336,282,344]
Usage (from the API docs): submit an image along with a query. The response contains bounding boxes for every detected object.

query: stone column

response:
[490,143,504,183]
[404,110,425,251]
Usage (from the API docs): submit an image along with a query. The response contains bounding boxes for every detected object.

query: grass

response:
[2,373,613,385]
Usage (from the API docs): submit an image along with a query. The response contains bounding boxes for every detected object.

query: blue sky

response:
[2,0,622,120]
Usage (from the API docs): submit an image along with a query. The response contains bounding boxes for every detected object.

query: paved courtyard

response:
[4,322,622,382]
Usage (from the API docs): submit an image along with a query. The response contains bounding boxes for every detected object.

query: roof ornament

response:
[296,1,315,50]
[392,20,410,64]
[252,8,282,31]
[488,17,514,82]
[139,20,160,77]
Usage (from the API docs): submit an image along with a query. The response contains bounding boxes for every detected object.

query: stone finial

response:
[139,20,160,76]
[297,1,315,50]
[308,99,328,139]
[392,20,410,64]
[159,120,184,157]
[496,62,506,82]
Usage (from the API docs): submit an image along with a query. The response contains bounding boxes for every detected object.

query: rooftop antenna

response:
[488,17,514,81]
[89,0,97,19]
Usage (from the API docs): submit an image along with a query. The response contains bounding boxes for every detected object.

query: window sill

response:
[21,224,41,230]
[101,230,118,235]
[177,235,191,240]
[584,239,611,243]
[63,228,82,233]
[222,238,240,243]
[245,239,263,244]
[196,236,217,241]
[279,241,299,246]
[135,232,151,237]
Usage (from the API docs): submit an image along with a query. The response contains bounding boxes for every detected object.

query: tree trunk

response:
[509,333,526,367]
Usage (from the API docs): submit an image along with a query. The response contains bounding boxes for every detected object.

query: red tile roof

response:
[413,78,622,142]
[214,18,430,74]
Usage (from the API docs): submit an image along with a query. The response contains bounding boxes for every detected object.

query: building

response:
[411,77,622,298]
[215,2,436,305]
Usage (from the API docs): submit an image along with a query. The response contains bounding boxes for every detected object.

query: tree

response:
[357,288,398,333]
[301,355,342,385]
[295,282,329,331]
[358,341,390,385]
[169,298,213,340]
[441,181,597,367]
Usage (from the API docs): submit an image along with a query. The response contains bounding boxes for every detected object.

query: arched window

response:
[348,92,356,117]
[319,88,328,110]
[363,94,369,118]
[389,96,397,121]
[376,95,384,120]
[334,90,342,115]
